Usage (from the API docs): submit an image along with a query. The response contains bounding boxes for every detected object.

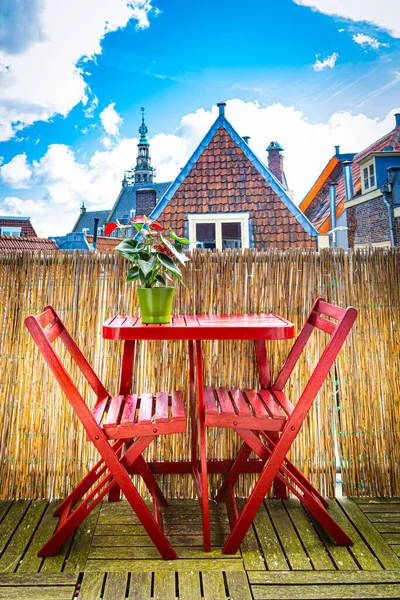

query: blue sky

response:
[0,0,399,235]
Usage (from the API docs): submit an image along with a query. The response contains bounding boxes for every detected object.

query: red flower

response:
[150,221,163,231]
[153,243,174,259]
[104,222,118,236]
[131,215,152,225]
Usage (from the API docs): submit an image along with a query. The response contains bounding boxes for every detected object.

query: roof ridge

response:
[355,125,400,161]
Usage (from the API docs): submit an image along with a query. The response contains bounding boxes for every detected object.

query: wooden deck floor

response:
[0,497,399,599]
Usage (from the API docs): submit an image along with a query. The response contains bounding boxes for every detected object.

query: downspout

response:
[381,182,395,248]
[329,183,337,248]
[92,217,99,251]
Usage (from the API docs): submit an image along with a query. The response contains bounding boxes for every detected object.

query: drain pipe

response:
[92,217,99,251]
[329,183,338,248]
[381,183,395,248]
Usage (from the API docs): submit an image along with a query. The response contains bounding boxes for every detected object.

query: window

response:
[188,213,250,251]
[0,226,22,236]
[363,162,375,191]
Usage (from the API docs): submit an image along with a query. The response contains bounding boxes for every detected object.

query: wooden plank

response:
[284,498,334,570]
[0,574,77,585]
[18,500,60,573]
[120,394,138,425]
[248,570,400,584]
[270,390,294,416]
[243,388,269,416]
[138,393,153,422]
[230,388,252,415]
[266,500,312,570]
[85,558,244,572]
[154,571,175,600]
[178,570,201,600]
[251,583,400,599]
[382,533,400,544]
[78,572,104,600]
[354,498,400,505]
[240,525,266,571]
[392,545,400,557]
[375,523,400,533]
[0,586,76,599]
[64,502,100,573]
[91,532,227,547]
[0,499,48,572]
[0,501,12,524]
[216,387,236,414]
[204,386,218,414]
[40,535,74,573]
[202,571,227,600]
[315,500,379,570]
[171,390,185,420]
[226,571,253,600]
[92,396,109,425]
[154,392,169,422]
[360,504,400,513]
[103,572,129,600]
[88,546,240,560]
[367,514,400,522]
[337,497,400,569]
[0,500,29,554]
[253,504,288,570]
[103,395,124,426]
[127,572,152,599]
[259,389,286,418]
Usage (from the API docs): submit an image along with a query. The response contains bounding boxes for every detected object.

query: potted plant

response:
[104,215,190,323]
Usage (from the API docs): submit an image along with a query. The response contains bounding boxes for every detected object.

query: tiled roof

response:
[86,235,120,252]
[72,210,109,233]
[108,182,172,223]
[0,217,37,237]
[153,126,316,249]
[0,236,57,252]
[354,125,400,163]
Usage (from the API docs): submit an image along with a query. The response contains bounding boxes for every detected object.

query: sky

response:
[0,0,400,236]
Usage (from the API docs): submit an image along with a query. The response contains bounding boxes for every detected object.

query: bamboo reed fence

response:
[0,248,399,500]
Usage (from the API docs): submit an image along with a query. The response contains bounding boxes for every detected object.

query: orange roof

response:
[300,156,339,213]
[0,236,57,252]
[86,235,121,252]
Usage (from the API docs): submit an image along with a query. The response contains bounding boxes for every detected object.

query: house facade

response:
[301,113,400,248]
[0,216,37,237]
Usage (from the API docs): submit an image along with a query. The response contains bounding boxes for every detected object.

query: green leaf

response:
[126,266,140,282]
[154,274,166,286]
[138,257,155,277]
[133,223,144,233]
[116,239,141,251]
[160,233,189,265]
[139,270,152,286]
[174,240,182,253]
[156,252,182,277]
[169,229,190,244]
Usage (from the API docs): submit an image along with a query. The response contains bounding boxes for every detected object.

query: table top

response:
[103,314,295,341]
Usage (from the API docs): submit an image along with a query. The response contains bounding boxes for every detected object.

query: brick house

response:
[301,113,400,248]
[0,216,37,237]
[149,102,317,249]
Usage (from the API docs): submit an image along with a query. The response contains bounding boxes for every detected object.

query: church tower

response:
[134,107,155,185]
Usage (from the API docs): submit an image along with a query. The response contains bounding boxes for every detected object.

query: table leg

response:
[253,340,287,499]
[110,340,136,502]
[188,341,197,467]
[119,340,136,395]
[195,340,211,552]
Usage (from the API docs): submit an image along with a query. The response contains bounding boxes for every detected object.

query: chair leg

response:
[269,431,287,499]
[215,442,252,502]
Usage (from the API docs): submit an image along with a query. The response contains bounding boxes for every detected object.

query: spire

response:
[134,107,155,185]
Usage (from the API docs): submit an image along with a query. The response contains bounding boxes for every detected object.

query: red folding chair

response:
[25,306,186,560]
[200,298,357,554]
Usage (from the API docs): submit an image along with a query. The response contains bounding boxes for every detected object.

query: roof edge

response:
[300,156,340,213]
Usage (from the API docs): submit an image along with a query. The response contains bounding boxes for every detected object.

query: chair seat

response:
[92,391,186,439]
[204,386,292,431]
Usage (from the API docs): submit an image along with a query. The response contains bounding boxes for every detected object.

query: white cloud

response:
[294,0,400,38]
[0,1,155,141]
[3,196,46,214]
[352,33,389,50]
[313,52,339,71]
[0,153,32,188]
[99,103,123,136]
[2,100,400,237]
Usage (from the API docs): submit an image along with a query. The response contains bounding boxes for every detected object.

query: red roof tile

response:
[0,236,57,252]
[86,235,121,252]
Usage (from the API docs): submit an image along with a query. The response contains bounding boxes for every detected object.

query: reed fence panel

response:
[0,248,398,499]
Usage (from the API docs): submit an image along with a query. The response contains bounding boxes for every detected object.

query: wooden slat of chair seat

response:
[204,386,286,431]
[93,392,186,439]
[269,390,295,416]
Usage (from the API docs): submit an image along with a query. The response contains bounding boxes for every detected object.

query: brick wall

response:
[347,195,391,246]
[394,216,400,246]
[0,219,37,237]
[136,189,157,216]
[267,149,284,184]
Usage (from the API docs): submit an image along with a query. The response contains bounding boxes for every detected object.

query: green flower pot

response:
[137,287,175,324]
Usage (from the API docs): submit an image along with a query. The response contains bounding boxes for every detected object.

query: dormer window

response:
[363,162,375,191]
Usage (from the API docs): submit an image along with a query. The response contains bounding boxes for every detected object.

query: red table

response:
[102,313,295,546]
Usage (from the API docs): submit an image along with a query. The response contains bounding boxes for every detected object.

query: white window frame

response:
[362,160,376,192]
[0,226,21,236]
[188,212,250,251]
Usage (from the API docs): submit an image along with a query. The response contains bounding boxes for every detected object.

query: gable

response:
[152,120,317,249]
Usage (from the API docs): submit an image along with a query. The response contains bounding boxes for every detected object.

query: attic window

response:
[0,226,21,237]
[188,212,250,251]
[363,162,375,191]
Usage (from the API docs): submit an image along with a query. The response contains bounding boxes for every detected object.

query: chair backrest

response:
[25,307,109,415]
[272,298,357,408]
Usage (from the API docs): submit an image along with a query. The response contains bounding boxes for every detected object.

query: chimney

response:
[92,217,99,250]
[395,113,400,127]
[243,136,250,145]
[80,202,86,215]
[267,141,284,184]
[217,102,226,117]
[343,161,354,201]
[335,145,340,157]
[329,183,337,248]
[136,188,157,216]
